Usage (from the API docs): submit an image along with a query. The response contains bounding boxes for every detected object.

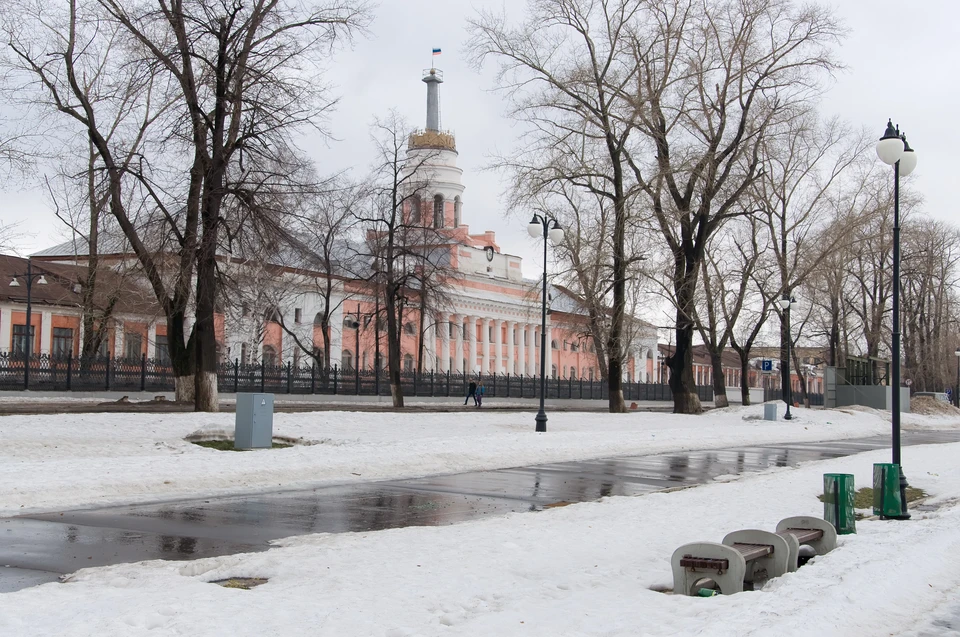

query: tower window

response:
[434,194,444,228]
[410,195,421,224]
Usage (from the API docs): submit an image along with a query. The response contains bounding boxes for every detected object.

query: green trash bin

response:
[873,463,903,518]
[823,473,856,534]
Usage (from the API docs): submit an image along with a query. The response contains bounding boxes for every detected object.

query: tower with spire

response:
[406,65,466,230]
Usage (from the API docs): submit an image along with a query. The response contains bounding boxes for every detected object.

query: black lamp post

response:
[954,347,959,408]
[876,119,917,520]
[351,302,361,393]
[8,258,48,390]
[779,294,796,420]
[527,213,564,432]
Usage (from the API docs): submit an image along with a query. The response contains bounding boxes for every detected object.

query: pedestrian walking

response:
[465,380,478,406]
[476,381,485,407]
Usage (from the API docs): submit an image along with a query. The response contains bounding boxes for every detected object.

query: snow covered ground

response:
[2,404,960,635]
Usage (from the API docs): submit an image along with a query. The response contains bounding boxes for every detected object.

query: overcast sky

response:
[2,0,958,285]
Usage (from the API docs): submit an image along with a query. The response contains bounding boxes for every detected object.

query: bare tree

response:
[356,111,456,407]
[4,0,369,410]
[754,113,869,401]
[618,0,844,414]
[900,218,960,392]
[467,0,644,413]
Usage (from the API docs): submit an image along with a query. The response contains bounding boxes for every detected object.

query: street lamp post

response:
[954,347,959,408]
[351,302,361,394]
[779,294,796,420]
[527,213,564,432]
[8,258,48,390]
[875,119,917,520]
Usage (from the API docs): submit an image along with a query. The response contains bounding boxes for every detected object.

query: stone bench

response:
[670,516,838,596]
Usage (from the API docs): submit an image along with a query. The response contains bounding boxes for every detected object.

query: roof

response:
[0,255,160,316]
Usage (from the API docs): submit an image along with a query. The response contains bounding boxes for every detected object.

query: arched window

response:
[570,342,578,352]
[362,351,368,370]
[341,349,353,370]
[433,194,444,228]
[454,196,462,227]
[262,345,278,367]
[403,354,414,371]
[570,367,577,380]
[264,307,280,323]
[410,195,421,224]
[551,339,559,350]
[588,367,595,381]
[551,364,557,378]
[314,312,325,326]
[404,322,415,335]
[343,315,358,329]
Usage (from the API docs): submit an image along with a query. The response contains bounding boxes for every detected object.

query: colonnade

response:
[422,313,551,376]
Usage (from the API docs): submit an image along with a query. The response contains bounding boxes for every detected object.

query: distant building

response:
[22,67,659,380]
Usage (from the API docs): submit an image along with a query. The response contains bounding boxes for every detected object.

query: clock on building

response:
[485,246,494,262]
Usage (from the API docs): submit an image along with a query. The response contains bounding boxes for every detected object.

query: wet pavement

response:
[2,429,959,593]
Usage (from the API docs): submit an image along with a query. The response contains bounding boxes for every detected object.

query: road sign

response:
[761,359,773,371]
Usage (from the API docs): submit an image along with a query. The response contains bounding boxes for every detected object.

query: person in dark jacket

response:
[465,380,478,406]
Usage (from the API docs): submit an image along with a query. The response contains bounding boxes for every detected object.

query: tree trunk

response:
[385,287,404,408]
[193,226,220,412]
[710,352,728,408]
[168,312,195,403]
[670,256,702,414]
[739,354,751,406]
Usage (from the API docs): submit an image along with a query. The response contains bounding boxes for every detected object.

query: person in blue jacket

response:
[476,381,485,407]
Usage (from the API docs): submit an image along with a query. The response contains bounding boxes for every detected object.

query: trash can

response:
[823,473,856,534]
[873,463,902,518]
[763,404,777,421]
[235,393,274,449]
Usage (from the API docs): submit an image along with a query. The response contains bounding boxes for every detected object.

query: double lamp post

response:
[527,213,564,433]
[8,258,48,389]
[875,118,917,520]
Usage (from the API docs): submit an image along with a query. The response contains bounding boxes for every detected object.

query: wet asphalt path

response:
[2,429,959,593]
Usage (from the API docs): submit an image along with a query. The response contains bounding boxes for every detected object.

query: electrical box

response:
[235,393,274,449]
[763,404,777,421]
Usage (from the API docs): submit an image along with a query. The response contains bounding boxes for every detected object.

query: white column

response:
[39,311,52,355]
[467,316,478,374]
[507,321,515,375]
[114,320,125,358]
[527,325,537,375]
[440,314,451,372]
[481,318,491,373]
[147,323,158,359]
[493,319,503,374]
[454,315,464,373]
[516,322,524,375]
[0,307,12,351]
[544,323,553,377]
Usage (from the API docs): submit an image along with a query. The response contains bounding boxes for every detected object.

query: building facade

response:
[17,68,658,382]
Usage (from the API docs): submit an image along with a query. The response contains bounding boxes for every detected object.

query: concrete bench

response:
[670,516,838,596]
[775,515,837,572]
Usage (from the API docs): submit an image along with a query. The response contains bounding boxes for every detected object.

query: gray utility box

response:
[235,393,274,449]
[763,403,778,421]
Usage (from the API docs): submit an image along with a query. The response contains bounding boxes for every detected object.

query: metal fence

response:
[763,387,825,407]
[0,353,715,402]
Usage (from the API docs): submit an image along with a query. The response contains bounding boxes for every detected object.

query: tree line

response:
[466,0,960,413]
[1,0,958,413]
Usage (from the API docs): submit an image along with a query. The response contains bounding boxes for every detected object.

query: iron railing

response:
[0,353,716,402]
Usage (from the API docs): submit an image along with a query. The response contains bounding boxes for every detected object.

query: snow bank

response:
[0,404,941,516]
